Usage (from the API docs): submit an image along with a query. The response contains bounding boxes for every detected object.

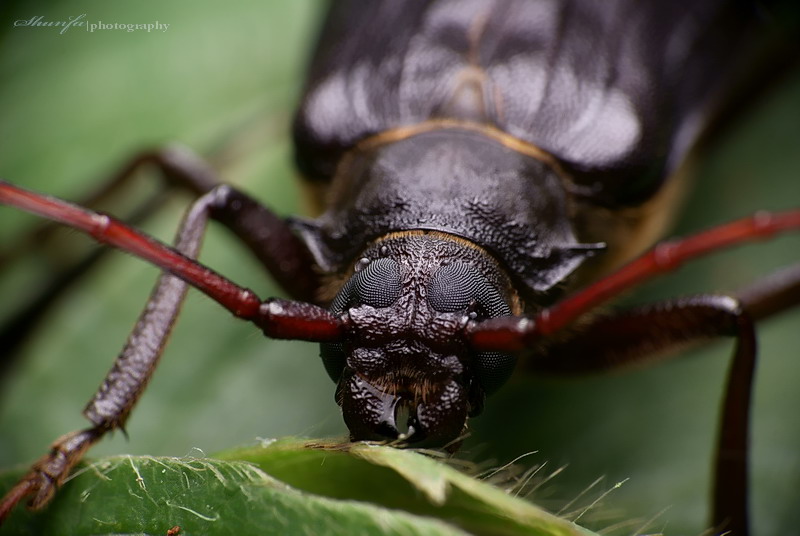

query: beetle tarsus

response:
[0,427,102,522]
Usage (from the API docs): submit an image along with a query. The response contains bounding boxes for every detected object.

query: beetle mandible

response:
[1,1,799,534]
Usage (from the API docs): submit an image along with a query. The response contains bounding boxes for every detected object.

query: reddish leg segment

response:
[467,210,800,351]
[467,216,800,536]
[0,181,339,340]
[0,148,319,378]
[0,182,343,521]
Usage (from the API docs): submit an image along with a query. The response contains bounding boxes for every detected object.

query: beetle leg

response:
[0,184,219,521]
[736,263,800,321]
[529,259,800,534]
[523,294,766,536]
[202,185,320,302]
[0,184,342,522]
[0,429,104,518]
[465,259,800,535]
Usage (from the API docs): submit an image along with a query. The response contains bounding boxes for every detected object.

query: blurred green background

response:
[0,1,798,535]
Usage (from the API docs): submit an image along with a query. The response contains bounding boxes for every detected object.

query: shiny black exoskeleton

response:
[297,128,600,445]
[288,0,771,446]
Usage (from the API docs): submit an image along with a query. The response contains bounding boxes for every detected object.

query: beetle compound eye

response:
[329,257,402,314]
[473,351,517,395]
[427,262,511,318]
[321,258,401,383]
[428,262,516,395]
[319,342,346,383]
[353,257,402,308]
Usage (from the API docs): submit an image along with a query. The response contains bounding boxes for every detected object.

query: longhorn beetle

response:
[1,1,799,534]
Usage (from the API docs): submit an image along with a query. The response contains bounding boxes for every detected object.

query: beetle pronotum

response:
[1,1,800,536]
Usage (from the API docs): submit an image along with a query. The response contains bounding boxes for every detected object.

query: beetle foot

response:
[0,428,102,523]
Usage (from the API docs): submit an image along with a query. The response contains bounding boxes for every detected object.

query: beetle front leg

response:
[0,179,342,522]
[0,429,102,514]
[0,187,217,521]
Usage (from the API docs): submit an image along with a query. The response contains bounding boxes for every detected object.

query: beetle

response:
[1,0,800,532]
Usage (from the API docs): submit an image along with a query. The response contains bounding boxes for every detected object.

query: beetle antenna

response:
[0,179,345,343]
[467,210,800,351]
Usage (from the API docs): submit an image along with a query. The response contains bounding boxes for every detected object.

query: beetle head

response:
[320,232,519,448]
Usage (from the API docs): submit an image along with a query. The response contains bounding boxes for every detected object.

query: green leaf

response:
[0,439,598,536]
